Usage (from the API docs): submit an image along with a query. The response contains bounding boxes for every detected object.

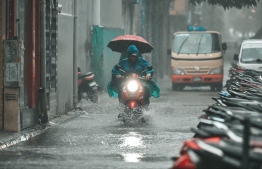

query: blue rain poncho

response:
[107,45,160,98]
[107,58,160,98]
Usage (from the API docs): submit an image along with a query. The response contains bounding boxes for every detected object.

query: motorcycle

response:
[77,67,99,103]
[171,114,262,169]
[223,64,245,91]
[170,67,262,169]
[113,65,153,123]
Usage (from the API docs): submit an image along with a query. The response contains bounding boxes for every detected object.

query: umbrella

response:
[107,34,154,54]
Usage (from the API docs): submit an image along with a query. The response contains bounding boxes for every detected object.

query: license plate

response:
[193,77,201,82]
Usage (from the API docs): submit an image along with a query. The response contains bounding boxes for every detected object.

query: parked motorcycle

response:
[224,66,244,91]
[113,65,153,123]
[170,67,262,169]
[172,113,262,169]
[77,67,98,103]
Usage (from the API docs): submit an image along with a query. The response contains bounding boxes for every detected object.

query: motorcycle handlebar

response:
[114,64,153,79]
[117,76,152,81]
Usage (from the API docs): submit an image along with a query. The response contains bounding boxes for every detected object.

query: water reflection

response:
[119,132,145,162]
[121,153,143,162]
[120,132,144,148]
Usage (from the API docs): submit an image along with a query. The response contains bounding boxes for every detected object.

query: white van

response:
[234,39,262,70]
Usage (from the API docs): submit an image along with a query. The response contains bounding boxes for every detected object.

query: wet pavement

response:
[0,111,81,150]
[0,76,220,169]
[0,77,218,147]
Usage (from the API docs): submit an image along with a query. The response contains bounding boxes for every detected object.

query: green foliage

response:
[189,0,260,9]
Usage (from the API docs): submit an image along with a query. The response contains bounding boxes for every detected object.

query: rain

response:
[1,0,262,169]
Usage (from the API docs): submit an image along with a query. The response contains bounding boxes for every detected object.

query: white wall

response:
[100,0,123,29]
[56,0,125,113]
[57,11,74,114]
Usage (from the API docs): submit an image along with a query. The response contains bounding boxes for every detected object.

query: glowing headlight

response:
[127,80,138,92]
[210,67,222,74]
[173,68,185,75]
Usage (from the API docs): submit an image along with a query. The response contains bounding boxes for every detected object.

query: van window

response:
[173,33,221,54]
[241,47,262,63]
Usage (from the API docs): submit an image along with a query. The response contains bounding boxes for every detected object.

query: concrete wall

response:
[99,0,124,90]
[76,0,123,74]
[57,13,74,114]
[56,0,124,114]
[76,0,123,73]
[76,0,93,73]
[100,1,123,29]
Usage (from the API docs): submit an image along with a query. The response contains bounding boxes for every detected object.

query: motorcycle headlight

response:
[173,68,185,75]
[210,67,222,74]
[127,80,138,92]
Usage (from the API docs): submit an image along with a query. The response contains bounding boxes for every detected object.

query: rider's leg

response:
[144,86,150,106]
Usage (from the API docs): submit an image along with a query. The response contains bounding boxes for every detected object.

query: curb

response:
[0,110,83,150]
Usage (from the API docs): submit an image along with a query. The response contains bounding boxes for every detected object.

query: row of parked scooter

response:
[171,65,262,169]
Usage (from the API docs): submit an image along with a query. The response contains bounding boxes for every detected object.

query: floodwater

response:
[0,78,219,169]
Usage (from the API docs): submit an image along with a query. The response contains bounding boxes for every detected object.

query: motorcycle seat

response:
[207,140,262,162]
[78,72,94,79]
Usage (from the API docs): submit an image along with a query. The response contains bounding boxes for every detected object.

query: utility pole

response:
[93,0,100,25]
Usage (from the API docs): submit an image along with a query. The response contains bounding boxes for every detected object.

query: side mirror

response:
[222,43,227,51]
[147,65,153,71]
[114,64,120,70]
[234,54,239,61]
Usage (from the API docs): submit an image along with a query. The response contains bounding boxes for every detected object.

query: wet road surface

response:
[0,79,219,169]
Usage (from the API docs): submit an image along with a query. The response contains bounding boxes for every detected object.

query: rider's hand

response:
[146,74,151,80]
[116,75,122,79]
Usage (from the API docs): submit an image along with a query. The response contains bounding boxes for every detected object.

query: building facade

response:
[0,0,173,132]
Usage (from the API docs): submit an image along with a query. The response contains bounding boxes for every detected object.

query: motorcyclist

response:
[107,45,160,105]
[119,49,142,62]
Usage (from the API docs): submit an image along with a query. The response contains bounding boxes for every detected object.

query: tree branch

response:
[189,0,260,9]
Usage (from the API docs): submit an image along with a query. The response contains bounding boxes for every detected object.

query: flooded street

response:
[0,78,220,169]
[0,0,257,168]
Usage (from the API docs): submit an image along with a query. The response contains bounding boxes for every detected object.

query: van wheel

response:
[172,84,184,91]
[179,85,185,90]
[216,83,223,91]
[172,84,178,91]
[210,83,223,91]
[210,85,216,91]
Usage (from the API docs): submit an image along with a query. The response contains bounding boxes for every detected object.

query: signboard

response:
[5,63,19,82]
[3,40,21,87]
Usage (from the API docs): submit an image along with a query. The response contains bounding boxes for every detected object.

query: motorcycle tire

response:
[88,91,98,103]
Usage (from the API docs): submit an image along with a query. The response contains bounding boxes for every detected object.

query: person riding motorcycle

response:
[107,45,160,105]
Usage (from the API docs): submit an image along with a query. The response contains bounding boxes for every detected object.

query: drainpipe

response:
[24,0,36,107]
[40,0,46,88]
[8,0,16,38]
[35,0,40,107]
[0,0,3,130]
[39,0,48,123]
[73,0,78,108]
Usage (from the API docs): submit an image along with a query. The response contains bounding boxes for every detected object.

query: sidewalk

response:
[0,110,82,150]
